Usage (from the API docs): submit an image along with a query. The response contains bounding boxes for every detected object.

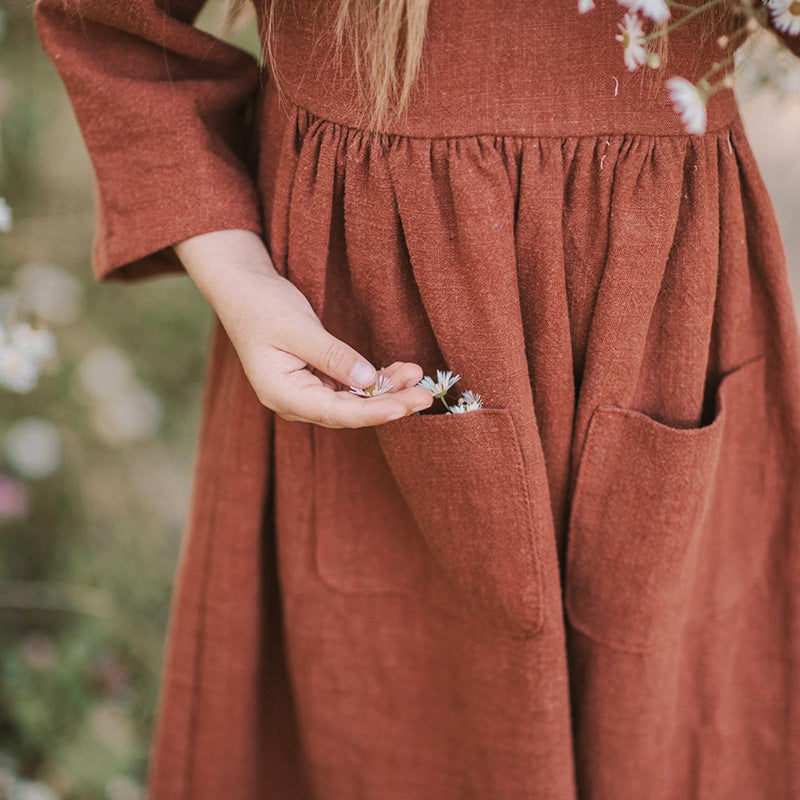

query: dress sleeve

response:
[33,0,266,283]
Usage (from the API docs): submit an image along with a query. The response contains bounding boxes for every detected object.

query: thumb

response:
[303,328,377,389]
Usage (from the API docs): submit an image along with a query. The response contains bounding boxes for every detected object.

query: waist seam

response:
[281,91,743,142]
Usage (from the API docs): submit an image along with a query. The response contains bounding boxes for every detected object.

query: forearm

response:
[173,229,283,305]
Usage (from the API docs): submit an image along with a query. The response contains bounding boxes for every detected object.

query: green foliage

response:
[0,2,258,797]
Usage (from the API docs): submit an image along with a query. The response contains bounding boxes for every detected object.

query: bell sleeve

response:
[33,0,265,283]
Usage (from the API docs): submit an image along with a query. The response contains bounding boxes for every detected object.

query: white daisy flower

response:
[10,323,57,366]
[417,369,460,398]
[767,0,800,36]
[456,389,483,407]
[0,342,39,393]
[450,390,483,413]
[666,76,708,134]
[618,0,670,23]
[616,13,649,72]
[578,0,595,12]
[450,402,482,413]
[349,372,393,397]
[0,197,11,233]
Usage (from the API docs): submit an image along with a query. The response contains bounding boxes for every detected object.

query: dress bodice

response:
[256,0,740,137]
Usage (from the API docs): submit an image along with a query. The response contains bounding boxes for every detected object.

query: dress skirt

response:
[33,0,800,797]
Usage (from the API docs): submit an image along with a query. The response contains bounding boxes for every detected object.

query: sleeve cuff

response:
[89,161,265,283]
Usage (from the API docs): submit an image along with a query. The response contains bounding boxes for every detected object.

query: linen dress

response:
[33,0,800,797]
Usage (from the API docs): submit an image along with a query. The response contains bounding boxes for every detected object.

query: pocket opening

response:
[564,354,767,653]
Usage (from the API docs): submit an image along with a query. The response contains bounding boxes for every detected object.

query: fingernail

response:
[349,360,376,386]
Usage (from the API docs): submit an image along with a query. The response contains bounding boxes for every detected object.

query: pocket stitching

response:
[312,406,546,640]
[380,407,545,640]
[564,356,766,654]
[496,407,546,638]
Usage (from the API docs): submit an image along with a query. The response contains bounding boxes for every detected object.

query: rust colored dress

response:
[33,1,800,798]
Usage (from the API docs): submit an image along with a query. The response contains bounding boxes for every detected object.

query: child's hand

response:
[174,229,434,428]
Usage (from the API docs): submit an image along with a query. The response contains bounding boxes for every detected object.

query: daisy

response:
[457,389,483,406]
[349,372,393,397]
[616,13,649,72]
[450,390,483,413]
[767,0,800,36]
[417,369,460,399]
[578,0,595,12]
[618,0,670,23]
[666,76,708,134]
[10,322,57,366]
[0,342,39,393]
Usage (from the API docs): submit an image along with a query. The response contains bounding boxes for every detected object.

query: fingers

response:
[273,367,434,428]
[289,324,377,389]
[377,362,425,390]
[308,361,423,394]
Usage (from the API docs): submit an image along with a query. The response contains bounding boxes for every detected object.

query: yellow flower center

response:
[790,0,800,15]
[621,32,631,48]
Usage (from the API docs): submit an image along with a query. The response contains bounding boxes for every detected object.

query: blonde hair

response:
[222,0,431,131]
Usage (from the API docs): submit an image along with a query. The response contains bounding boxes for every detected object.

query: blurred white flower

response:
[15,262,83,326]
[0,342,39,393]
[4,418,62,479]
[75,346,163,444]
[9,323,58,369]
[76,346,135,402]
[616,12,649,71]
[105,775,144,800]
[578,0,595,12]
[666,76,708,134]
[349,372,393,396]
[618,0,670,23]
[768,0,800,35]
[90,386,163,445]
[0,197,11,233]
[13,780,60,800]
[418,369,460,398]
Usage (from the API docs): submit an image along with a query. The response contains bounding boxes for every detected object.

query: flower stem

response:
[700,50,738,84]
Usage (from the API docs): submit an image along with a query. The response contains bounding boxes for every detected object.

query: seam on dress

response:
[286,96,743,143]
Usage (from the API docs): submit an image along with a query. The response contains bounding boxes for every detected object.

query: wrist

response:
[173,228,280,300]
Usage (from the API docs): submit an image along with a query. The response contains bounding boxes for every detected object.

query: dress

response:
[33,1,800,798]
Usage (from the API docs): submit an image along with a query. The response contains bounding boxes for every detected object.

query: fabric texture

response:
[34,1,800,798]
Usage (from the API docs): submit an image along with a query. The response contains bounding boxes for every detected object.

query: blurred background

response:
[0,2,798,798]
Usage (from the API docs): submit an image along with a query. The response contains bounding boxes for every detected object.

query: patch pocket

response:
[565,355,767,654]
[312,407,545,640]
